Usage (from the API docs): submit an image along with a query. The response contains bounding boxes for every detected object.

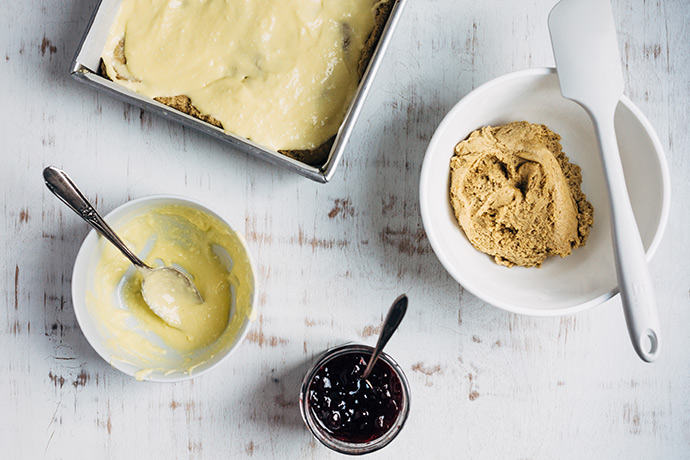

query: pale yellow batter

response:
[102,0,384,150]
[87,204,254,378]
[141,267,204,330]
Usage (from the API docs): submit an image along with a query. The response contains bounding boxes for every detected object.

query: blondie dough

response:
[449,121,594,268]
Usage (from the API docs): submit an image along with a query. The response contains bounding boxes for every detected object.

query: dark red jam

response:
[307,352,404,443]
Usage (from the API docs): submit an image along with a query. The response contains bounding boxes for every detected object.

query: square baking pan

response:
[70,0,407,183]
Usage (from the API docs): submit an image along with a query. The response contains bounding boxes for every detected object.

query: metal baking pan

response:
[70,0,407,183]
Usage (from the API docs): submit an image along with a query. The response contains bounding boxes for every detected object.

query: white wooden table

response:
[2,0,689,458]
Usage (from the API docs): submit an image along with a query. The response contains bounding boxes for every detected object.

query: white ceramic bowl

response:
[72,195,257,381]
[420,68,670,316]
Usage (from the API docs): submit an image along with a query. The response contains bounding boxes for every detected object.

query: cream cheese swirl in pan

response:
[102,0,383,150]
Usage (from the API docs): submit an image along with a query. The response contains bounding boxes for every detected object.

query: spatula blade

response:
[548,0,624,108]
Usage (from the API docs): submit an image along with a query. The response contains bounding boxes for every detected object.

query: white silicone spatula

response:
[549,0,661,362]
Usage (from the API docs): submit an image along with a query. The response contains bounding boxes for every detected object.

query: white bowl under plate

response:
[72,195,257,381]
[420,68,670,316]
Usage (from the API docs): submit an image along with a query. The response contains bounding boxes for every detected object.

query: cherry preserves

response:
[307,352,404,443]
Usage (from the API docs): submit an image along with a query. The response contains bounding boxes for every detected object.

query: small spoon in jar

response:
[361,294,408,385]
[43,166,203,327]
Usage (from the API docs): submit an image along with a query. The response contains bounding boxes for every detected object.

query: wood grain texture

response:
[1,0,689,458]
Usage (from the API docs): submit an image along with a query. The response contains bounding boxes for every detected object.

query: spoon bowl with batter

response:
[43,166,203,327]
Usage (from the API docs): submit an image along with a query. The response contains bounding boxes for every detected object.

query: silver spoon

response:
[361,294,408,382]
[43,166,203,327]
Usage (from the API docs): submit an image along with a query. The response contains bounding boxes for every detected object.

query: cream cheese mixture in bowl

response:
[72,195,257,381]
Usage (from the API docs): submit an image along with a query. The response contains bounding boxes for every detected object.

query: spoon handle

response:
[362,294,408,380]
[43,166,150,270]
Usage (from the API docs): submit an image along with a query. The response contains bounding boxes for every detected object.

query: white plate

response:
[420,68,670,316]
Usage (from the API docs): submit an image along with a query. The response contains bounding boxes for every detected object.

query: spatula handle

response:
[592,112,661,362]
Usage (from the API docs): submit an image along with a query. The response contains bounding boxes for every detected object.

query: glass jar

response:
[299,343,411,455]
